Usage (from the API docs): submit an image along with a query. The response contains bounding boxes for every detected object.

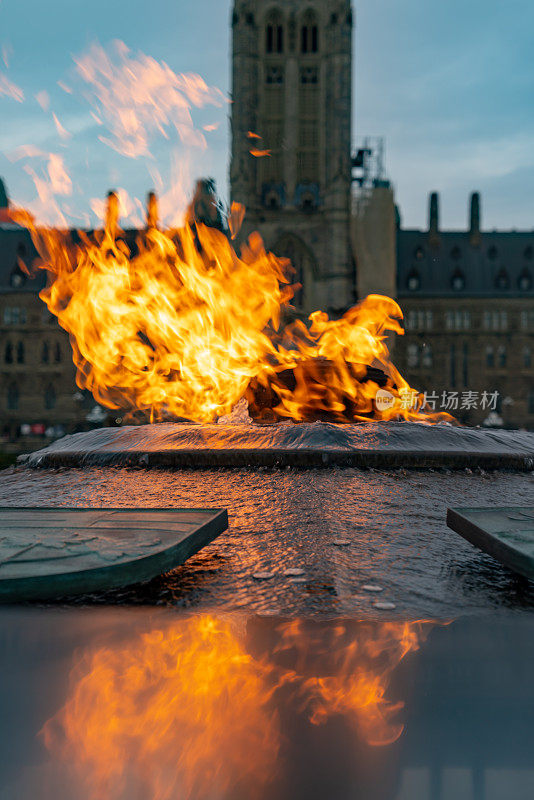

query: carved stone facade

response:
[230,0,355,316]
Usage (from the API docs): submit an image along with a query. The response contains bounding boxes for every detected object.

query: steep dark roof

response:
[0,226,45,293]
[397,229,534,298]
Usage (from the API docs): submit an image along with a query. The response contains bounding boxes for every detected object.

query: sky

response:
[0,0,533,230]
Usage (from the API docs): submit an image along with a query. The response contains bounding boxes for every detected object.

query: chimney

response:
[428,191,439,247]
[469,192,481,247]
[146,190,159,230]
[105,190,119,239]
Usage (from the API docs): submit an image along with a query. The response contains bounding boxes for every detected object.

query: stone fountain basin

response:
[19,421,534,471]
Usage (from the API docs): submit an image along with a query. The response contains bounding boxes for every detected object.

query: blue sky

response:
[0,0,533,229]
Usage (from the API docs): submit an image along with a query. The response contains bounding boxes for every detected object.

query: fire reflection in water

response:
[42,616,434,800]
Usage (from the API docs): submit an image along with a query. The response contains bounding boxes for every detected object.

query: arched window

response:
[301,11,319,53]
[7,383,19,410]
[451,270,465,291]
[518,270,532,291]
[265,11,283,54]
[54,342,61,362]
[42,341,50,363]
[495,269,509,290]
[4,341,13,364]
[421,344,433,369]
[407,343,419,368]
[44,384,56,410]
[406,271,420,291]
[16,341,24,364]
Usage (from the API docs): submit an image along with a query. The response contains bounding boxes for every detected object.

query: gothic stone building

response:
[395,192,534,429]
[230,0,355,316]
[0,179,89,441]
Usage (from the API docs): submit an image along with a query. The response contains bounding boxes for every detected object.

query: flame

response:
[42,616,433,800]
[42,616,281,800]
[274,619,429,746]
[5,41,447,424]
[16,188,448,423]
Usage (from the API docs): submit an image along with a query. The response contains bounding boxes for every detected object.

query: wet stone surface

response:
[0,465,533,617]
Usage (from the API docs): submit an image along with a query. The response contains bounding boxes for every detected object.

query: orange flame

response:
[42,616,434,800]
[17,189,448,423]
[42,616,281,800]
[6,41,447,424]
[274,619,429,746]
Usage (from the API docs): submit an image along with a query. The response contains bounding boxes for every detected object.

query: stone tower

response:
[230,0,354,316]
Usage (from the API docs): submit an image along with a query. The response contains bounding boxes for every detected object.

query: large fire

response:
[42,615,433,800]
[16,190,447,424]
[6,39,449,425]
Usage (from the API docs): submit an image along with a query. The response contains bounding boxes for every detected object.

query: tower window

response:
[301,14,319,54]
[54,342,61,363]
[266,24,284,53]
[4,341,13,364]
[523,347,532,369]
[300,67,318,85]
[42,341,50,363]
[16,341,24,364]
[486,346,494,368]
[266,65,284,84]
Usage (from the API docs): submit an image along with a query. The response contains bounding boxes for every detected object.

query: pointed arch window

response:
[301,12,319,53]
[7,383,19,410]
[44,384,56,410]
[54,342,61,362]
[266,11,284,54]
[16,341,24,364]
[4,341,13,364]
